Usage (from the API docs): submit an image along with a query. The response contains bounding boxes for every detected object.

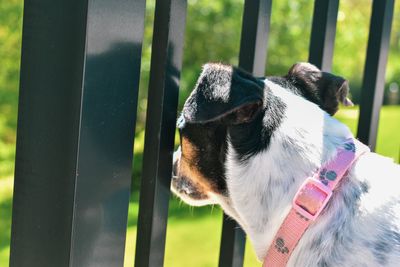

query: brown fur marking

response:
[180,137,219,194]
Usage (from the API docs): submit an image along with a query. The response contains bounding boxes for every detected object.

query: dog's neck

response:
[222,80,354,261]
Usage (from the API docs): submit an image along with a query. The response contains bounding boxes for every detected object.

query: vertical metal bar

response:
[10,0,145,266]
[219,214,247,267]
[308,0,340,71]
[357,0,395,150]
[134,0,187,266]
[238,0,272,76]
[219,1,272,267]
[10,1,88,265]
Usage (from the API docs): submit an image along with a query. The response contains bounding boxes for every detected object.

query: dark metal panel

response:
[357,0,395,150]
[219,214,246,267]
[238,0,272,76]
[10,0,145,266]
[308,0,340,71]
[10,1,89,265]
[134,0,187,266]
[69,0,146,266]
[219,1,272,266]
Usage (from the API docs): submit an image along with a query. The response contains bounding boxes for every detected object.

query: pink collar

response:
[263,138,369,267]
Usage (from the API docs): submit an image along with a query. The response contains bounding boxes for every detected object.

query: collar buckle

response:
[292,177,333,221]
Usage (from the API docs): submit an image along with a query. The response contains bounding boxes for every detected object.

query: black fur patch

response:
[268,72,348,116]
[228,88,286,161]
[183,63,265,124]
[285,62,350,115]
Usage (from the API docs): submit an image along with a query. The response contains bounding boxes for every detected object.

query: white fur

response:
[221,79,400,266]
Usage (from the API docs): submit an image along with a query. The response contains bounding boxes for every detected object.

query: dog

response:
[171,62,400,266]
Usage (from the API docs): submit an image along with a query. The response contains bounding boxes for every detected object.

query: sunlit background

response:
[1,0,399,266]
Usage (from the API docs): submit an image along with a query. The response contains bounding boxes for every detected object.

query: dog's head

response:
[171,62,351,207]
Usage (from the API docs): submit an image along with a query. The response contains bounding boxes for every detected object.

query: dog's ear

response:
[182,63,264,124]
[287,62,353,115]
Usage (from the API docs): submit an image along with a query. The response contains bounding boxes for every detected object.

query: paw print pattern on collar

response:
[318,141,356,186]
[275,238,289,254]
[343,142,356,152]
[319,168,337,185]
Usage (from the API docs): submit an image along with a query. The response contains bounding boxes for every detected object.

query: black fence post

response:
[219,215,247,267]
[219,1,272,266]
[134,0,187,266]
[10,0,145,266]
[238,0,272,76]
[357,0,395,150]
[308,0,340,71]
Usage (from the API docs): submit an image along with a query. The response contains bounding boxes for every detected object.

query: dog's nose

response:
[172,146,181,177]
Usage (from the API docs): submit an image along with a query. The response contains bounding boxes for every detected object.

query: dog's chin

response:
[172,191,215,207]
[171,177,216,207]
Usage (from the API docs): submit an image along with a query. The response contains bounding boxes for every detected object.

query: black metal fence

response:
[9,0,395,266]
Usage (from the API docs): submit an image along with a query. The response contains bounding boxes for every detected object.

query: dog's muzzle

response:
[171,146,209,202]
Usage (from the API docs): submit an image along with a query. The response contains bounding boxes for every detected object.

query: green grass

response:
[335,105,400,163]
[123,195,260,267]
[0,105,399,267]
[0,177,13,265]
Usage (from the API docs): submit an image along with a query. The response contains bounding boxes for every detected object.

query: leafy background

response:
[1,0,399,266]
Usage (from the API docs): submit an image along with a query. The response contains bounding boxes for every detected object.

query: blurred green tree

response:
[0,0,23,177]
